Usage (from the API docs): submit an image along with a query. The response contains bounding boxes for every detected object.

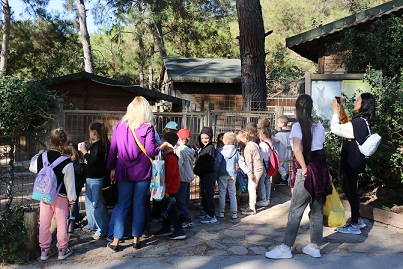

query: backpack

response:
[264,142,280,176]
[32,152,69,204]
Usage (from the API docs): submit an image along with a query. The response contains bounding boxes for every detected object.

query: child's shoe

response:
[231,212,238,219]
[215,211,224,218]
[241,208,256,215]
[167,230,186,240]
[58,247,73,260]
[195,210,208,219]
[39,247,52,261]
[200,215,218,224]
[181,218,193,229]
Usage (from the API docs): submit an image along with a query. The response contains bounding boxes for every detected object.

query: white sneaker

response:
[302,244,321,258]
[215,211,224,218]
[256,200,270,207]
[231,212,238,219]
[265,245,292,259]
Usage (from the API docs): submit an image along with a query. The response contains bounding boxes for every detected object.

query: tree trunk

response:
[236,0,267,111]
[77,0,93,73]
[0,0,11,75]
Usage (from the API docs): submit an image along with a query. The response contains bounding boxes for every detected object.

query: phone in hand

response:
[335,96,341,104]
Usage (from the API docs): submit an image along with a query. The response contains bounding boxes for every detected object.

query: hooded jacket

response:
[193,127,216,177]
[176,144,195,183]
[273,130,292,161]
[106,120,161,181]
[215,145,250,178]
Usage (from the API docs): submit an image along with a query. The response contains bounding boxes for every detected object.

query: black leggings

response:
[342,172,360,224]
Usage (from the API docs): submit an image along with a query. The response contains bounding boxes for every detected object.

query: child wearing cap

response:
[175,129,195,228]
[164,121,179,134]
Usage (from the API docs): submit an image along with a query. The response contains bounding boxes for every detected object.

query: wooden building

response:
[286,0,403,74]
[159,58,242,111]
[42,71,187,112]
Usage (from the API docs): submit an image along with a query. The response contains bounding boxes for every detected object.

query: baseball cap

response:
[177,128,191,139]
[164,121,178,130]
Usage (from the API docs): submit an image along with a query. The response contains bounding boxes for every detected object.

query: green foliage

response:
[0,204,28,264]
[5,18,82,80]
[332,15,403,77]
[0,76,56,139]
[365,69,403,186]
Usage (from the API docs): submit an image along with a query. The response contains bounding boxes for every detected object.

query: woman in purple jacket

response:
[106,96,171,251]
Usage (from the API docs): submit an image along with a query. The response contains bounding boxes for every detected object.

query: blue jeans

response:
[108,206,117,237]
[258,173,271,202]
[218,176,237,213]
[176,182,191,220]
[72,187,82,221]
[85,177,109,236]
[283,169,324,246]
[114,179,150,238]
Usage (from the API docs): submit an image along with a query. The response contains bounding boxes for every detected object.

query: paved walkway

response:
[5,187,403,269]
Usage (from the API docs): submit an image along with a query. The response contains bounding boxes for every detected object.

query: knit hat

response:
[164,121,178,130]
[177,128,191,139]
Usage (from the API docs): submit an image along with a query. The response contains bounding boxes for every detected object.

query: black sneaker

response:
[153,228,171,237]
[167,230,186,240]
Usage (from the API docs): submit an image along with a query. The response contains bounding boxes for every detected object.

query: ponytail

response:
[295,94,313,163]
[89,121,110,152]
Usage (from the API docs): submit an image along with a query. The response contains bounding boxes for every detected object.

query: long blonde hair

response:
[122,96,155,131]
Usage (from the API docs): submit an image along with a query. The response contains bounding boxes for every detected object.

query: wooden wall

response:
[48,78,140,111]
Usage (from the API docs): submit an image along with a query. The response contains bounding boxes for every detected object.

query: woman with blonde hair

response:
[106,96,171,251]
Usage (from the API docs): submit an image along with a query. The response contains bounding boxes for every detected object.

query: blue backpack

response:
[32,152,69,204]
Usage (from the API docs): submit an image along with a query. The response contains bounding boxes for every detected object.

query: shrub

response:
[0,204,28,264]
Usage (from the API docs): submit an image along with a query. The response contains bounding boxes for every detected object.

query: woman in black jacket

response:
[330,92,376,235]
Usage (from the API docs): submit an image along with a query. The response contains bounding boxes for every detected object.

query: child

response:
[176,128,195,228]
[164,121,179,133]
[256,127,274,207]
[29,128,76,261]
[273,115,292,185]
[245,122,260,144]
[236,129,264,215]
[153,132,186,240]
[257,117,271,130]
[216,132,225,149]
[79,121,110,240]
[214,132,247,219]
[193,126,217,224]
[64,143,86,228]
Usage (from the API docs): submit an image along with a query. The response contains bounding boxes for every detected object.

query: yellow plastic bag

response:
[323,183,346,227]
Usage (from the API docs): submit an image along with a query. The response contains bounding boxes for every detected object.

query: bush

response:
[0,204,28,264]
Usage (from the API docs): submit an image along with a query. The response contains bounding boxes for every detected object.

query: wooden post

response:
[24,210,39,260]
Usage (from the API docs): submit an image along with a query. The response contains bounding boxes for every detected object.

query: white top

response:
[259,139,273,168]
[289,121,325,151]
[330,114,354,139]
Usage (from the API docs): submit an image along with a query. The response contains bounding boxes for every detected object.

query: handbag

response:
[132,128,166,201]
[356,118,381,157]
[323,183,346,227]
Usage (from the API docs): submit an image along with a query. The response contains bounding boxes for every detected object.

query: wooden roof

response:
[163,58,241,84]
[40,71,186,105]
[286,0,403,63]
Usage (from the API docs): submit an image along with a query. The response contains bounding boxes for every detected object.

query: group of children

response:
[191,116,293,225]
[30,115,293,261]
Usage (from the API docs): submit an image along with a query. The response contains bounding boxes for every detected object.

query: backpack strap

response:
[51,155,70,168]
